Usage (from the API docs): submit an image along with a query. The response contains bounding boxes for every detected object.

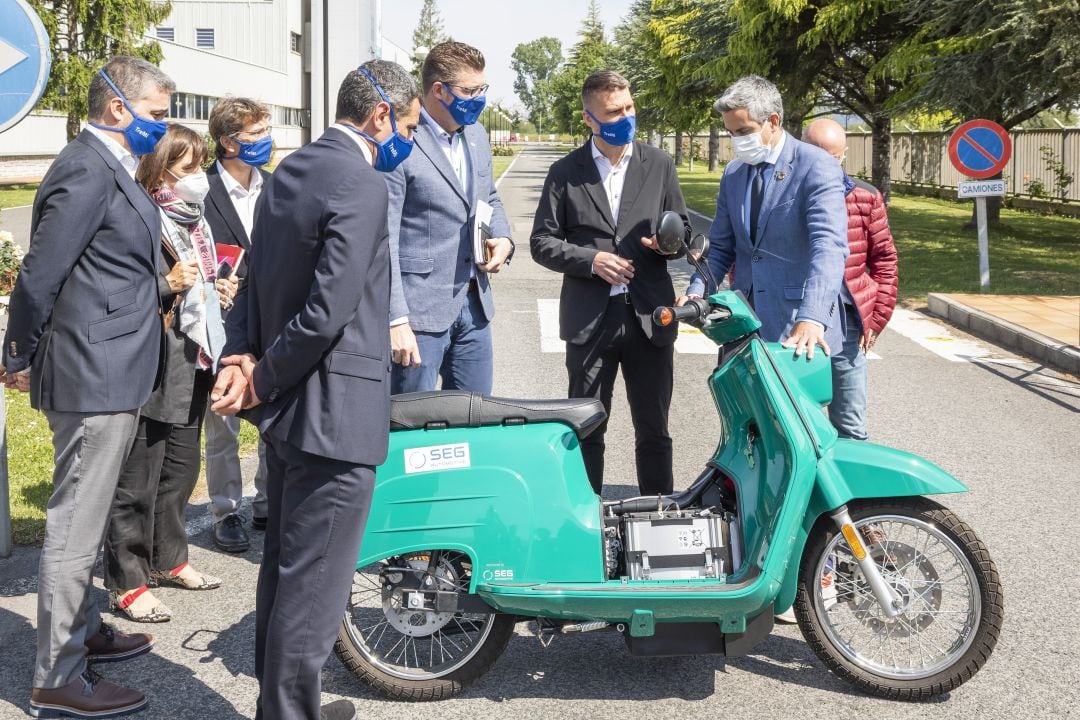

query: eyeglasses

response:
[231,125,273,140]
[440,81,489,98]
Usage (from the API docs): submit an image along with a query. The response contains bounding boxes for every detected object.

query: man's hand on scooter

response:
[782,320,830,360]
[674,294,701,308]
[391,323,422,367]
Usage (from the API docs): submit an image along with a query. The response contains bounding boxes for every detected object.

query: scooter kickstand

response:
[533,618,557,647]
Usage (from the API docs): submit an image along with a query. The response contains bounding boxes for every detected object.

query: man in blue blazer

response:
[684,75,849,358]
[212,60,420,720]
[386,41,514,395]
[1,56,174,718]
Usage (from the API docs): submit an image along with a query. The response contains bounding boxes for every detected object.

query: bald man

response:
[803,118,898,441]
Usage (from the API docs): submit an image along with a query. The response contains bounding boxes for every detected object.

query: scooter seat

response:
[390,391,607,440]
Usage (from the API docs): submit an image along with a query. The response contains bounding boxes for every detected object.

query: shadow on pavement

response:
[968,358,1080,413]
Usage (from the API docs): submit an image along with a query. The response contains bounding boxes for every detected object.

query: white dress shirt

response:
[329,124,375,166]
[215,160,264,239]
[85,124,138,178]
[421,107,470,198]
[591,139,633,295]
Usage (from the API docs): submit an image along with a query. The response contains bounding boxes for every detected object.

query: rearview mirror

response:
[656,210,687,256]
[688,233,709,263]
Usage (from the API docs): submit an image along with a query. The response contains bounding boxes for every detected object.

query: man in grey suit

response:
[683,75,849,359]
[387,41,513,395]
[1,56,174,718]
[211,60,420,720]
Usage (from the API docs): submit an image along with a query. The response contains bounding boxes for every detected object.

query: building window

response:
[195,28,215,49]
[290,32,302,54]
[156,27,174,42]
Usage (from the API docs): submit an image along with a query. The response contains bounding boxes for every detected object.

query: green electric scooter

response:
[333,212,1002,702]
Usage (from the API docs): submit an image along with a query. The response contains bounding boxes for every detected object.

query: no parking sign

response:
[948,119,1012,290]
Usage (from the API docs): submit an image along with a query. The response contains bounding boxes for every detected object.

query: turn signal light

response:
[656,308,674,326]
[841,524,867,561]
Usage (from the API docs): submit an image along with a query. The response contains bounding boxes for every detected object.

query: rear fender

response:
[773,439,968,613]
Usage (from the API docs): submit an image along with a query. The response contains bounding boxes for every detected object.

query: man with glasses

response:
[203,98,274,553]
[385,41,514,395]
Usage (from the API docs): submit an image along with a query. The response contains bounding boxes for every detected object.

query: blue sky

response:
[382,0,636,112]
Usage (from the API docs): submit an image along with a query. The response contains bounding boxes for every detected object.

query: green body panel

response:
[358,289,969,633]
[772,440,969,613]
[361,424,605,587]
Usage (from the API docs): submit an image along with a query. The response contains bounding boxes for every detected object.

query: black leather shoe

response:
[251,515,267,532]
[320,700,356,720]
[212,514,250,553]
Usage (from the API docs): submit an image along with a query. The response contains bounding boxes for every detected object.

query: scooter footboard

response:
[357,423,607,588]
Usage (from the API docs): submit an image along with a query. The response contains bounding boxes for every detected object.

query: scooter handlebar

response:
[652,297,710,327]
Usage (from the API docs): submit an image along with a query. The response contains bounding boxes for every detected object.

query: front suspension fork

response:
[829,506,903,618]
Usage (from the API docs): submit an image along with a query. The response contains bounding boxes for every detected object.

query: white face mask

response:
[730,131,770,165]
[171,171,210,204]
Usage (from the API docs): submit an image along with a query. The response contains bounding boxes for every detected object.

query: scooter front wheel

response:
[795,497,1003,700]
[334,550,515,701]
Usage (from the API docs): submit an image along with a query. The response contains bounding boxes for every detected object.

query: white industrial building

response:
[0,0,412,172]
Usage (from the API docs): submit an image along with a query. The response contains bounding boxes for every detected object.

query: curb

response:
[927,293,1080,375]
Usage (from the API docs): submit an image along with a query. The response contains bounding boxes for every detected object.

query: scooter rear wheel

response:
[795,497,1003,700]
[334,551,515,701]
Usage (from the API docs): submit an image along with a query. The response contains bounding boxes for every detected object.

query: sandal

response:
[150,562,222,591]
[111,586,172,623]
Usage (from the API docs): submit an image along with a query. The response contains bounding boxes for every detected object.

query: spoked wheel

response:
[795,497,1003,700]
[333,550,515,701]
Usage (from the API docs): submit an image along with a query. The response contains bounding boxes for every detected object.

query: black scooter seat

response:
[390,391,607,440]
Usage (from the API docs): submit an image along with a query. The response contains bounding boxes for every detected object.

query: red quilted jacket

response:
[845,179,898,336]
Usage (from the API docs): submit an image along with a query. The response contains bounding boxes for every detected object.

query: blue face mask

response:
[90,70,168,156]
[347,68,414,173]
[234,135,274,167]
[587,110,637,147]
[439,84,486,127]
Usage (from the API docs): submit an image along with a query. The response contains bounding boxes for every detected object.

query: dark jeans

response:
[103,412,204,591]
[566,298,674,496]
[255,435,376,720]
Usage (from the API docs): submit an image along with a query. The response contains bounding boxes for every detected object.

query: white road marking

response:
[495,152,522,189]
[885,307,997,362]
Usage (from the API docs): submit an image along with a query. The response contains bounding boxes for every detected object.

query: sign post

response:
[948,119,1011,290]
[0,0,52,557]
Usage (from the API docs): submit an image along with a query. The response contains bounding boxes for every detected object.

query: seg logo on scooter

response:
[403,442,471,474]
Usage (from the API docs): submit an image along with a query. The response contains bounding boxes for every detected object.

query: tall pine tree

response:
[29,0,172,141]
[411,0,449,77]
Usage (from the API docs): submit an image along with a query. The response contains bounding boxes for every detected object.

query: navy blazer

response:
[223,129,392,466]
[530,140,690,347]
[384,114,513,333]
[204,162,271,278]
[689,133,849,349]
[2,130,163,412]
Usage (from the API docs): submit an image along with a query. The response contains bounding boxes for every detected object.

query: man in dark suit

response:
[531,69,689,496]
[211,60,421,720]
[1,56,173,718]
[202,97,274,553]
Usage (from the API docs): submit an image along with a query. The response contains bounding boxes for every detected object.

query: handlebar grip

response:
[652,298,709,327]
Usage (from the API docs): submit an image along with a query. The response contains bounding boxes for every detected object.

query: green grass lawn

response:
[4,389,260,545]
[0,184,39,210]
[676,165,1080,300]
[491,146,519,180]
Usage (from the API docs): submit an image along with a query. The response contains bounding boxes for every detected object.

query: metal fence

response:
[664,127,1080,202]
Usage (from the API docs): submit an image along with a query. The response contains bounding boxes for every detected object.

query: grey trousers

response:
[204,408,267,521]
[36,409,139,688]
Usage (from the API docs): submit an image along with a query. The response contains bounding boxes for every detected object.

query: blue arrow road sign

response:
[0,0,52,133]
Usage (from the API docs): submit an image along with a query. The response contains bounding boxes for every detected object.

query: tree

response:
[511,37,563,134]
[28,0,172,141]
[411,0,449,77]
[885,0,1080,222]
[548,0,615,136]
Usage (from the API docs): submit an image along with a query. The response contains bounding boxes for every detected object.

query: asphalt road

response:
[1,147,1078,719]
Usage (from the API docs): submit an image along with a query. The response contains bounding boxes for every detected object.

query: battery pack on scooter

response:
[623,513,732,581]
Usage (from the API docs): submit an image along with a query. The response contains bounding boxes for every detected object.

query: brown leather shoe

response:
[29,671,147,718]
[85,623,154,663]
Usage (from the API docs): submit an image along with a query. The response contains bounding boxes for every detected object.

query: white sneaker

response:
[774,606,798,624]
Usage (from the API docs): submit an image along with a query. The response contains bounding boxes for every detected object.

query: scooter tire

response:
[333,612,516,701]
[795,496,1003,701]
